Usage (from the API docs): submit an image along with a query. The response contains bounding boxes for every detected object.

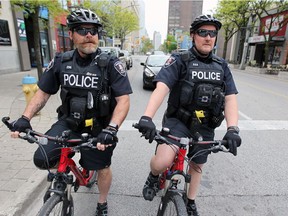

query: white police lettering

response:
[63,74,99,88]
[191,70,221,80]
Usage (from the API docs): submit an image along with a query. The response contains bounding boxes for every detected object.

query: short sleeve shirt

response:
[154,51,238,96]
[38,49,133,97]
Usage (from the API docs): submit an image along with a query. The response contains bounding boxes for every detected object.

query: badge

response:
[114,61,126,76]
[164,56,176,68]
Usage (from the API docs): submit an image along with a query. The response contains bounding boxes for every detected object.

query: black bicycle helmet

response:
[190,14,222,33]
[67,8,102,29]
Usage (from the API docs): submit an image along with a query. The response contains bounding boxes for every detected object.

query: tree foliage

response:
[141,37,153,54]
[88,1,139,49]
[10,0,66,79]
[215,0,251,61]
[165,34,177,53]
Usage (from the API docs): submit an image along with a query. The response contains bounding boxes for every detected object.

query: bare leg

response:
[150,144,178,175]
[97,167,112,203]
[187,164,204,199]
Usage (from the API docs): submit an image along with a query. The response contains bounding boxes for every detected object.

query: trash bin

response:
[22,75,38,105]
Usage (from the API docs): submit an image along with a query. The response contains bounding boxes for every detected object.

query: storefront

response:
[248,10,288,66]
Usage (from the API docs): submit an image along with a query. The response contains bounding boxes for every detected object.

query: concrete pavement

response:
[0,66,287,216]
[0,69,61,216]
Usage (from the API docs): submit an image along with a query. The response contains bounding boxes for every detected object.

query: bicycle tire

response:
[37,194,74,216]
[157,191,188,216]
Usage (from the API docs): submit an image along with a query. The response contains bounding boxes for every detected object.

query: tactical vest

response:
[58,50,113,132]
[167,51,225,128]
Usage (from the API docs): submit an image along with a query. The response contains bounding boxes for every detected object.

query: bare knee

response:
[97,167,111,178]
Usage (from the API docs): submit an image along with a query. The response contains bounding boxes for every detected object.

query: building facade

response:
[0,0,141,75]
[153,31,161,50]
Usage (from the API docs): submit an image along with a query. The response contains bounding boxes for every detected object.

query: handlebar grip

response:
[2,117,13,130]
[132,123,139,129]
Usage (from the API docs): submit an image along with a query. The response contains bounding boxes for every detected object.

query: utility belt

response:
[167,106,224,129]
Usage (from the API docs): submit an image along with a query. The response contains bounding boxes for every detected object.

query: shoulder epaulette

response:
[61,50,75,62]
[180,50,195,62]
[211,54,223,64]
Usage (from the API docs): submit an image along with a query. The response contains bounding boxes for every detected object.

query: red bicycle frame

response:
[57,147,94,186]
[159,147,187,190]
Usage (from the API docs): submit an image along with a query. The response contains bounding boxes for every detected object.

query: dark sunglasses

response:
[74,27,98,36]
[196,29,218,38]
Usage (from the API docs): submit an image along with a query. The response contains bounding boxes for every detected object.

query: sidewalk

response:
[0,69,61,216]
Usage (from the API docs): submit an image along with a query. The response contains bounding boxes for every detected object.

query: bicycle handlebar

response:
[2,117,97,149]
[132,123,229,153]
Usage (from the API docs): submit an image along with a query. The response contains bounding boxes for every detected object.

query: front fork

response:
[43,172,74,203]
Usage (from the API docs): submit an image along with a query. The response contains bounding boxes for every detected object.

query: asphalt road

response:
[23,55,288,216]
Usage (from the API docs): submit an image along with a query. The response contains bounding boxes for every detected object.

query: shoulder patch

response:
[44,58,55,72]
[114,61,126,76]
[164,56,176,68]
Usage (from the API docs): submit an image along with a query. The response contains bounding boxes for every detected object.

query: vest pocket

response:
[180,80,195,106]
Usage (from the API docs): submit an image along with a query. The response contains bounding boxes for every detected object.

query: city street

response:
[4,55,288,216]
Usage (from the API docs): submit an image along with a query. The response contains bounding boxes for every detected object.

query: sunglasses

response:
[74,27,98,36]
[196,29,218,38]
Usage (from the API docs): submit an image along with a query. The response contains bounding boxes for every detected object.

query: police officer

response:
[136,14,241,216]
[10,8,132,216]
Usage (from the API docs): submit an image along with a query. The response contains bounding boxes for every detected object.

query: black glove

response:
[223,127,241,156]
[11,115,32,132]
[137,116,156,143]
[96,127,118,146]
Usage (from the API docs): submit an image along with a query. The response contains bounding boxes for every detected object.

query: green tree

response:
[165,34,177,53]
[89,1,139,49]
[215,0,251,61]
[141,37,153,54]
[249,0,288,67]
[11,0,65,79]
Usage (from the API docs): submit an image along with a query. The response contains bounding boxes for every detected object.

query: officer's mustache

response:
[83,39,96,44]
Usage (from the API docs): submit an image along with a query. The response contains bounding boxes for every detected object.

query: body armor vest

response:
[57,50,112,132]
[60,50,102,98]
[167,51,225,128]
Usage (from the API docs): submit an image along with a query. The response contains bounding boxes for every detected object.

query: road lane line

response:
[238,111,252,120]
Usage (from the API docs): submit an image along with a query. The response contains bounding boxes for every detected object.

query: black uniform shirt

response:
[38,48,133,97]
[154,48,238,96]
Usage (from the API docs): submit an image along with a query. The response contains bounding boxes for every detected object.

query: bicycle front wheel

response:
[157,191,188,216]
[37,194,74,216]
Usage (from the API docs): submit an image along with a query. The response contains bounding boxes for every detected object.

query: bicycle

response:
[133,123,231,216]
[2,116,99,216]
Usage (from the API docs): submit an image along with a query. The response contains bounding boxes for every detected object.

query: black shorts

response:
[33,119,116,170]
[162,117,215,164]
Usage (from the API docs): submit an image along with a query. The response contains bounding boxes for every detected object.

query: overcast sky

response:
[144,0,218,42]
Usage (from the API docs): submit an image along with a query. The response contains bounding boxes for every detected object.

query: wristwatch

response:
[108,122,119,131]
[227,126,240,133]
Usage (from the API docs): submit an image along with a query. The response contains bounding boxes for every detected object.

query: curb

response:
[0,170,47,216]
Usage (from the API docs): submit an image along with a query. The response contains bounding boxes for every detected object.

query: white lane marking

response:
[121,120,288,131]
[238,111,252,120]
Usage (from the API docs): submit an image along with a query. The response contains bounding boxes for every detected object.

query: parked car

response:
[99,46,126,69]
[140,54,170,89]
[121,50,133,70]
[152,50,165,55]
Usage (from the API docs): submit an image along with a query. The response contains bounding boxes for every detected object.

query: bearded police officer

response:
[136,14,241,216]
[10,8,132,216]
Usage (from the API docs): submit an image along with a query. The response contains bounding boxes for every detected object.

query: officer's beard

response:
[75,43,97,57]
